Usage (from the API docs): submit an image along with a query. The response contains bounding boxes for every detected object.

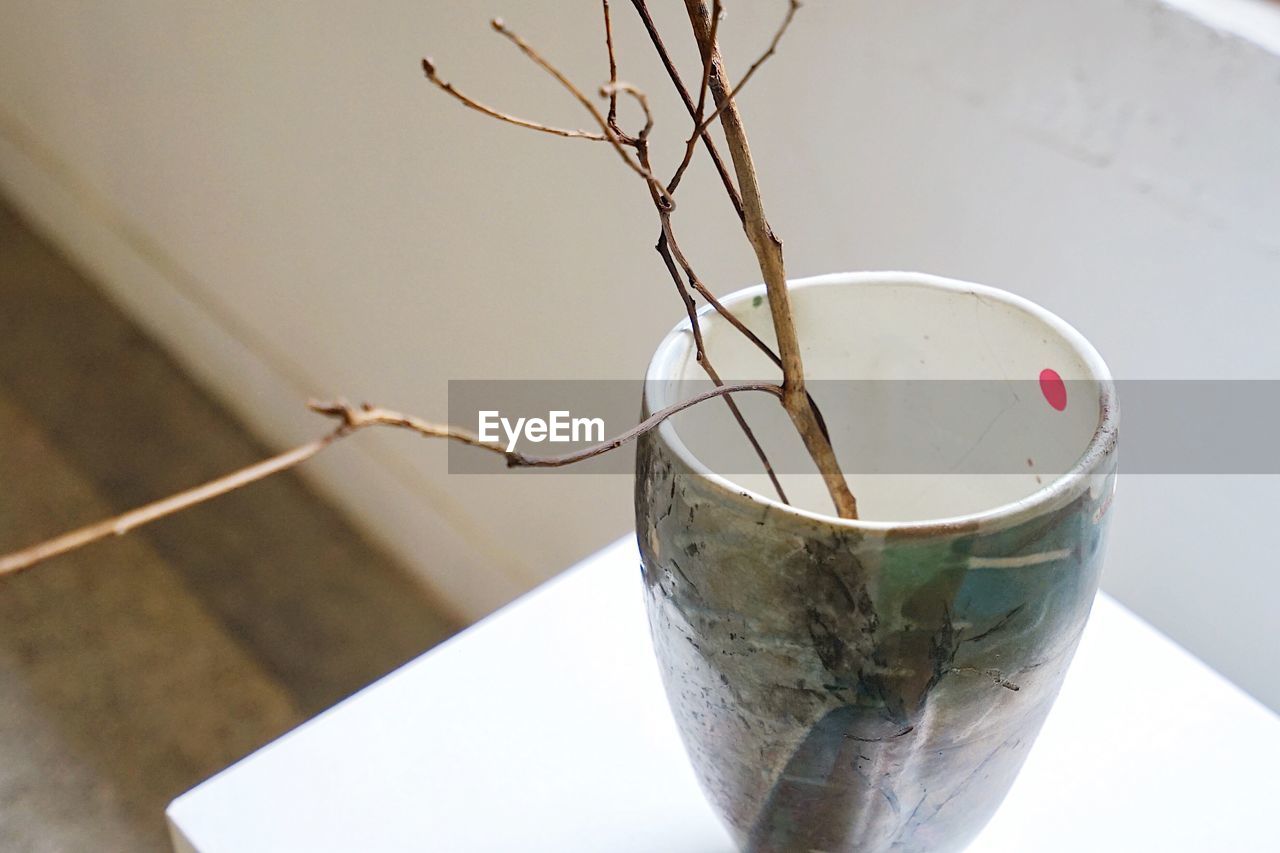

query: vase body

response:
[636,272,1117,852]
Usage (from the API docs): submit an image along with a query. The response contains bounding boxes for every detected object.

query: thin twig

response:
[311,386,780,468]
[691,0,801,139]
[694,0,722,120]
[424,11,786,500]
[629,0,743,219]
[421,57,607,141]
[0,384,783,577]
[637,134,789,504]
[625,5,832,441]
[659,210,833,442]
[667,0,722,195]
[501,381,781,465]
[656,231,789,503]
[683,0,857,518]
[0,434,342,577]
[602,0,621,132]
[661,219,776,361]
[489,18,674,207]
[630,0,822,437]
[599,82,653,141]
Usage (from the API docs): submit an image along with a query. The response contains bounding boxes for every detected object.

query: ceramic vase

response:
[636,272,1117,852]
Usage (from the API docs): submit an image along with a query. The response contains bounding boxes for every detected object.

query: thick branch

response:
[0,384,782,577]
[683,0,858,518]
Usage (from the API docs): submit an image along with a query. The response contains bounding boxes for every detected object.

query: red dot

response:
[1040,368,1067,411]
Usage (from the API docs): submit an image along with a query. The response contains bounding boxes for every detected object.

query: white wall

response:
[2,1,1278,708]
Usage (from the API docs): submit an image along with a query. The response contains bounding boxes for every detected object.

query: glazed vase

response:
[635,272,1117,852]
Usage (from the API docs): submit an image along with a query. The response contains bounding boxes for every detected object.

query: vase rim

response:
[642,270,1119,536]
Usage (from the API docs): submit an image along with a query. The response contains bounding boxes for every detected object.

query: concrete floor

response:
[0,200,458,851]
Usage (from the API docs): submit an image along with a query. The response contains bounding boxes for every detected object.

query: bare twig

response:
[311,384,779,468]
[655,232,789,503]
[0,434,342,577]
[0,384,783,577]
[683,0,857,518]
[423,10,787,501]
[659,164,835,444]
[599,82,653,141]
[421,57,607,141]
[661,219,776,360]
[694,0,722,120]
[628,0,826,440]
[636,132,789,504]
[668,0,722,195]
[608,13,796,500]
[691,0,801,139]
[489,18,673,206]
[602,0,621,131]
[629,0,743,219]
[498,381,781,465]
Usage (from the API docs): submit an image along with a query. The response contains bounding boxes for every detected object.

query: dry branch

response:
[599,82,653,140]
[489,18,673,207]
[640,147,790,503]
[0,435,340,578]
[667,0,722,195]
[683,0,858,518]
[423,10,792,502]
[421,58,607,141]
[690,0,801,139]
[625,0,830,442]
[0,1,863,579]
[0,383,783,577]
[602,0,621,129]
[629,0,743,218]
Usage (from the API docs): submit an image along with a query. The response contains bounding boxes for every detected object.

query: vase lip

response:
[643,270,1119,535]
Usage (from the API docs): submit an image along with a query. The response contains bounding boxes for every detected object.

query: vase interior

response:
[647,273,1111,522]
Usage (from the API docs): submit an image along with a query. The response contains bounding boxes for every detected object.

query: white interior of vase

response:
[646,272,1113,524]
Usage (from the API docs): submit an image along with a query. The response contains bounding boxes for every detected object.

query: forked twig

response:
[593,7,786,501]
[668,0,722,195]
[655,234,790,503]
[629,0,743,219]
[636,137,790,503]
[423,6,791,502]
[489,18,674,207]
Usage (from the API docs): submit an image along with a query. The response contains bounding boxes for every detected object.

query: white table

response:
[167,536,1280,852]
